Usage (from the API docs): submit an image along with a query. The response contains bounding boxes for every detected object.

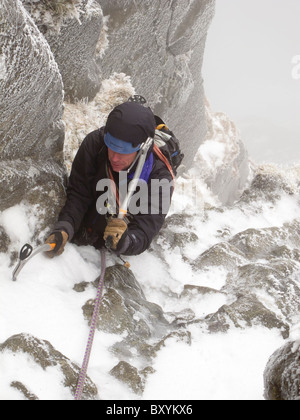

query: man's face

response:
[108,148,137,172]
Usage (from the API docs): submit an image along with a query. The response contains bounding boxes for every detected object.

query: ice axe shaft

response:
[12,242,55,281]
[117,137,153,220]
[105,137,153,249]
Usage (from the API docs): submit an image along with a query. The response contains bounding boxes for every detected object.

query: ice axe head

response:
[19,243,33,261]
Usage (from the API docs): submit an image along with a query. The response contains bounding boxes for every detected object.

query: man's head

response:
[104,101,156,172]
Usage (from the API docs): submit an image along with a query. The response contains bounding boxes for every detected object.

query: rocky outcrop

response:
[151,166,300,341]
[0,0,266,399]
[0,0,66,249]
[97,0,216,170]
[22,0,104,101]
[0,333,99,400]
[0,0,64,162]
[0,264,190,399]
[80,264,187,393]
[264,341,300,400]
[193,100,250,205]
[22,0,217,170]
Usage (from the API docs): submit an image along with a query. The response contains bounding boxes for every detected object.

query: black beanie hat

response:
[104,102,156,147]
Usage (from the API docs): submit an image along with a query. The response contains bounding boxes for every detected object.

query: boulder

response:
[264,341,300,400]
[82,265,172,362]
[109,361,153,395]
[0,333,99,400]
[205,293,289,338]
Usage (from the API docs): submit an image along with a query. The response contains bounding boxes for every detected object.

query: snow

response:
[0,204,34,247]
[0,242,283,400]
[143,326,282,400]
[1,352,72,401]
[1,89,300,399]
[1,158,298,400]
[1,103,300,400]
[1,51,299,402]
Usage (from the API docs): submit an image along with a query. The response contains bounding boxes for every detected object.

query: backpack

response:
[154,115,184,177]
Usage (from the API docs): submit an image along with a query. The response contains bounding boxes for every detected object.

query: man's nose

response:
[110,151,119,162]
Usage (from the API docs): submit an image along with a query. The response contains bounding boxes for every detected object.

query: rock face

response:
[98,0,216,170]
[0,0,64,162]
[194,101,249,205]
[0,0,224,253]
[153,165,300,339]
[0,0,268,400]
[264,341,300,400]
[22,0,217,169]
[0,0,66,248]
[22,0,104,101]
[0,333,99,400]
[80,264,183,394]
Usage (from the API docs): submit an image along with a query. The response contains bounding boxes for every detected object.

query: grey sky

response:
[203,0,300,163]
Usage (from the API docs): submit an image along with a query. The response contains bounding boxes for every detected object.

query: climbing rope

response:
[74,248,106,400]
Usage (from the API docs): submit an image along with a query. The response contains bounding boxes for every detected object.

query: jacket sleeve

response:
[55,130,102,240]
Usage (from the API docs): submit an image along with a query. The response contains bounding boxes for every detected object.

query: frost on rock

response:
[0,333,99,400]
[22,0,82,34]
[98,0,216,169]
[193,99,250,205]
[264,341,300,400]
[151,164,300,342]
[63,72,135,173]
[0,55,7,80]
[0,0,65,246]
[0,0,64,161]
[23,0,104,101]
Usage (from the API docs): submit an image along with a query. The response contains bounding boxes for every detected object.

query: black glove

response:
[45,230,68,258]
[103,218,128,251]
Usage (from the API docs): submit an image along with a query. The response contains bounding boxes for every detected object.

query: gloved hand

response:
[103,218,128,251]
[45,230,69,258]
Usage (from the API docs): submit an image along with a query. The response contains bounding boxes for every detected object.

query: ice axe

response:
[105,136,154,249]
[12,242,56,281]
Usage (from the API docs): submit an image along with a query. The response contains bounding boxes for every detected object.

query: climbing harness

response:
[12,242,56,281]
[74,248,106,400]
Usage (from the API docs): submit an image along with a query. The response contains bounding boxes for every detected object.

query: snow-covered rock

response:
[0,0,64,162]
[22,0,104,101]
[0,333,98,400]
[2,0,299,401]
[193,100,250,204]
[97,0,216,170]
[264,340,300,400]
[0,0,66,248]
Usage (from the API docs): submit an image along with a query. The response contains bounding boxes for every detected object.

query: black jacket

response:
[54,128,173,255]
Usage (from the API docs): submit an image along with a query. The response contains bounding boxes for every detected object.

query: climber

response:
[45,101,174,257]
